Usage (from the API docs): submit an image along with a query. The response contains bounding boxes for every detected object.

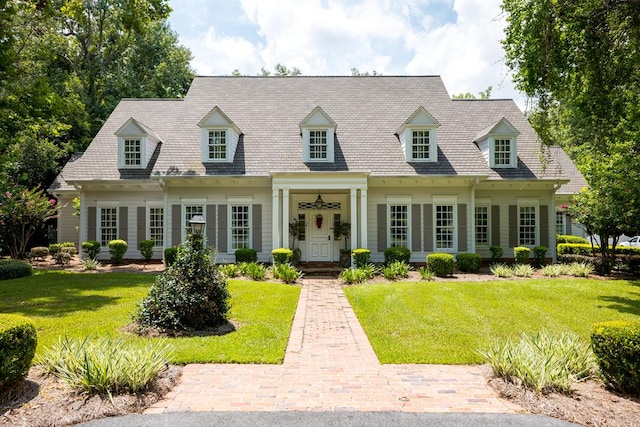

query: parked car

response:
[619,236,640,247]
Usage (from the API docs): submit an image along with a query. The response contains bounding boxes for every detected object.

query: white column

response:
[350,187,358,251]
[272,189,280,250]
[282,188,290,249]
[470,182,476,254]
[360,188,368,249]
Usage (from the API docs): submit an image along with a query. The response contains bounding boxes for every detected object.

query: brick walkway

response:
[146,280,521,413]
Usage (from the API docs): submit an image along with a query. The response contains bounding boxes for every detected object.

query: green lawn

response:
[344,278,640,364]
[0,271,300,364]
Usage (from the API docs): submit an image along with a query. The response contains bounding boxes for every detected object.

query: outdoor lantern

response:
[189,215,206,237]
[315,194,324,209]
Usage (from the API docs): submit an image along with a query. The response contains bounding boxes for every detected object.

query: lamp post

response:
[189,215,206,249]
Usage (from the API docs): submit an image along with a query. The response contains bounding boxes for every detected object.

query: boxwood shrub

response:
[427,253,454,277]
[235,248,257,263]
[0,314,37,387]
[591,321,640,394]
[0,260,33,281]
[82,240,101,259]
[352,248,371,268]
[29,246,49,260]
[108,239,128,264]
[556,234,589,244]
[456,253,482,273]
[513,246,531,264]
[532,245,548,268]
[272,248,293,265]
[489,245,503,263]
[384,246,411,264]
[164,247,179,266]
[139,240,155,261]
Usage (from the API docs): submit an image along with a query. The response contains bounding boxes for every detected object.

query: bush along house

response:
[50,76,587,263]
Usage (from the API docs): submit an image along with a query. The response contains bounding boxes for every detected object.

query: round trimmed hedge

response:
[0,314,37,387]
[592,321,640,394]
[0,259,33,281]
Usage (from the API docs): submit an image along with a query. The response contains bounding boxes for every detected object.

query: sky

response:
[166,0,526,109]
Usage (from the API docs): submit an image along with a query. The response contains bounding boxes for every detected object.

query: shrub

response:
[82,240,101,259]
[136,240,229,331]
[0,259,33,280]
[532,245,548,268]
[556,234,589,244]
[617,254,640,276]
[490,263,513,278]
[418,266,434,281]
[108,239,127,265]
[164,247,178,266]
[480,330,595,394]
[541,264,562,277]
[53,251,71,265]
[291,248,301,266]
[272,263,302,284]
[513,246,531,264]
[591,321,640,394]
[29,246,49,260]
[456,253,482,273]
[384,246,411,264]
[557,243,594,256]
[339,268,368,285]
[242,262,267,281]
[382,260,410,280]
[569,262,594,277]
[352,248,371,268]
[37,336,171,394]
[489,245,504,263]
[426,253,454,277]
[82,257,101,271]
[558,254,601,271]
[0,314,37,388]
[139,240,155,262]
[272,248,293,265]
[360,263,377,280]
[235,248,257,263]
[61,245,77,256]
[513,263,534,277]
[48,243,63,256]
[218,264,239,278]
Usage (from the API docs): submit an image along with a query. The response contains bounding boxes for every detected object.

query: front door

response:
[308,210,332,262]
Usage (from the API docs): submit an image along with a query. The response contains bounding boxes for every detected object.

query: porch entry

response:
[308,210,332,262]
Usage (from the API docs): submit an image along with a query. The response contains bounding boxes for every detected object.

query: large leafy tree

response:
[502,0,640,270]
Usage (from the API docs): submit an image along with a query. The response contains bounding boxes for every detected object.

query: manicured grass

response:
[344,278,640,364]
[0,271,300,364]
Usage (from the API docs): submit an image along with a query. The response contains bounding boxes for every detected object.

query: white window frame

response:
[97,203,119,247]
[182,202,205,241]
[475,202,491,248]
[206,129,227,161]
[229,204,251,251]
[408,128,437,162]
[555,210,566,235]
[118,136,147,169]
[489,136,517,168]
[518,199,539,247]
[386,196,412,249]
[302,127,335,163]
[147,205,164,248]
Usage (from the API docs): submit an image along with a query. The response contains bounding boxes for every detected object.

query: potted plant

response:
[334,221,351,267]
[289,218,305,265]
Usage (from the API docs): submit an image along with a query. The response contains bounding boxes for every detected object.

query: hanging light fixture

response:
[315,193,324,209]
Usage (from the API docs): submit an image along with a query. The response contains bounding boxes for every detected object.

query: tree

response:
[0,185,58,259]
[452,86,492,100]
[502,0,640,270]
[258,63,302,76]
[351,68,381,76]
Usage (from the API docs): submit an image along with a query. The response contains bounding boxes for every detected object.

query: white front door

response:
[308,210,332,262]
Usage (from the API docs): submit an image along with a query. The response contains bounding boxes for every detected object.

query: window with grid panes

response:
[231,205,250,250]
[389,205,408,247]
[412,130,431,160]
[184,205,204,236]
[309,130,327,160]
[519,206,537,246]
[123,138,141,166]
[475,206,489,247]
[208,130,226,159]
[494,138,512,166]
[435,205,455,250]
[99,207,117,246]
[149,207,164,246]
[556,211,565,235]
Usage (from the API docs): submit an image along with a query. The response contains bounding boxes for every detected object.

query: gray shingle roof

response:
[52,76,580,191]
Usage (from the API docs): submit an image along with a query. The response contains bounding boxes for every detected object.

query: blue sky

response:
[167,0,525,108]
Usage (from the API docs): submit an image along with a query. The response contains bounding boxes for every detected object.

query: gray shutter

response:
[171,204,181,246]
[540,205,549,248]
[491,205,500,246]
[509,205,518,248]
[253,204,262,252]
[119,206,128,242]
[566,213,572,235]
[137,207,146,244]
[423,204,433,252]
[377,204,387,252]
[87,207,97,241]
[458,203,468,252]
[218,205,228,252]
[206,204,216,247]
[411,204,421,252]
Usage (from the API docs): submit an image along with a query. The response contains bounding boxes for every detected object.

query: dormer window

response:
[300,107,336,163]
[115,118,160,169]
[474,117,520,169]
[397,107,440,163]
[198,106,241,163]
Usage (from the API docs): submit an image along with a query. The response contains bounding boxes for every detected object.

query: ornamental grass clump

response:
[37,336,171,395]
[135,238,229,332]
[569,262,594,277]
[271,263,302,284]
[339,268,368,285]
[218,263,239,278]
[479,331,595,394]
[418,266,434,281]
[490,263,513,278]
[541,264,563,277]
[81,257,101,271]
[382,260,410,280]
[513,263,534,278]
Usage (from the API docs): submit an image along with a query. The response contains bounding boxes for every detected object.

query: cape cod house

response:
[50,76,586,263]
